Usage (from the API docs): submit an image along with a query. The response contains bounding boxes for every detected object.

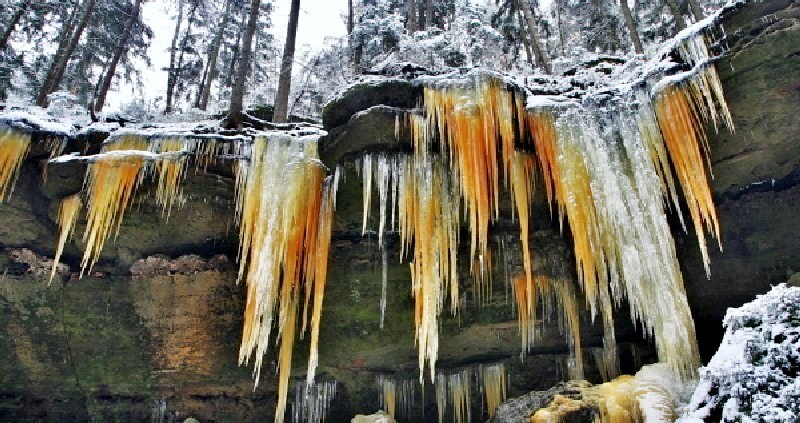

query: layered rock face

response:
[0,1,798,422]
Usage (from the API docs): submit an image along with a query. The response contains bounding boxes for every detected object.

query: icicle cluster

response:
[356,31,731,381]
[234,134,337,423]
[480,363,507,419]
[291,379,337,423]
[0,128,32,202]
[60,134,240,275]
[359,153,461,381]
[377,375,417,421]
[49,194,81,283]
[47,132,337,423]
[435,363,508,423]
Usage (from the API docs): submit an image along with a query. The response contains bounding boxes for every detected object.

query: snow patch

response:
[679,284,800,422]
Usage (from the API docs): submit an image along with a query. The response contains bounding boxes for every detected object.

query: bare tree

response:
[0,0,28,51]
[94,0,144,112]
[272,0,300,123]
[226,0,261,128]
[37,0,97,107]
[619,0,643,54]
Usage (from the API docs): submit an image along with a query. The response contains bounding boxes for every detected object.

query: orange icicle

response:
[655,85,721,277]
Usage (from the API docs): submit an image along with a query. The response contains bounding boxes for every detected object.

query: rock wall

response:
[0,1,798,422]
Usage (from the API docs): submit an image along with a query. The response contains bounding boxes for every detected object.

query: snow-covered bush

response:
[680,284,800,422]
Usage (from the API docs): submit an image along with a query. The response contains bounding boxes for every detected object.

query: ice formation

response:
[531,363,684,423]
[356,28,732,381]
[45,130,337,423]
[437,363,508,423]
[376,362,507,423]
[377,375,416,420]
[80,135,150,274]
[0,128,31,201]
[360,153,462,381]
[234,134,337,423]
[12,14,736,422]
[49,194,81,283]
[480,363,507,419]
[291,379,338,423]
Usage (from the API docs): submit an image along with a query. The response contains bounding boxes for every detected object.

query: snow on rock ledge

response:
[680,284,800,422]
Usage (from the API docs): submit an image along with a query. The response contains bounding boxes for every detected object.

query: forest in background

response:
[0,0,727,125]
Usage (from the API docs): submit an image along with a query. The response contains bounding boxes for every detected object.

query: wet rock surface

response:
[0,2,798,422]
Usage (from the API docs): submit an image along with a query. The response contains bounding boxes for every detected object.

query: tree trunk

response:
[164,0,185,114]
[225,28,242,87]
[36,0,96,107]
[424,0,434,30]
[555,0,565,54]
[0,0,28,51]
[619,0,643,54]
[198,0,232,111]
[516,8,533,65]
[37,5,79,102]
[687,0,704,21]
[169,1,199,111]
[94,0,143,112]
[519,0,551,74]
[664,0,687,31]
[406,0,416,34]
[347,0,354,34]
[69,30,99,107]
[227,0,261,128]
[272,0,300,124]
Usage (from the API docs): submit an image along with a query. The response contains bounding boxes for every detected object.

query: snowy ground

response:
[679,284,800,422]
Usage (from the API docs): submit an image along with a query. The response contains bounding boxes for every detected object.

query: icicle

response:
[49,194,82,284]
[376,155,391,245]
[234,134,336,423]
[449,369,471,423]
[480,363,506,418]
[419,78,521,267]
[654,85,721,278]
[153,138,188,217]
[80,135,149,274]
[435,373,447,423]
[0,128,32,202]
[510,152,537,316]
[291,379,337,423]
[380,377,397,419]
[361,154,373,235]
[380,242,387,330]
[306,176,336,388]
